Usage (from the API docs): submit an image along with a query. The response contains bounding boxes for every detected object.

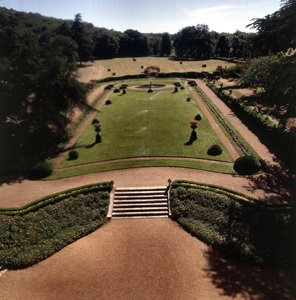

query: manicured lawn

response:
[58,83,233,168]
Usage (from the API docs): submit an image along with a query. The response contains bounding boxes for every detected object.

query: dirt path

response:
[1,218,294,300]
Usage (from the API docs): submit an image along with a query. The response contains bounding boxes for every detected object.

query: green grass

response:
[58,84,233,169]
[46,159,234,180]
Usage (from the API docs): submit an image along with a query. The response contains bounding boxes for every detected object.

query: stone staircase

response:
[112,186,169,219]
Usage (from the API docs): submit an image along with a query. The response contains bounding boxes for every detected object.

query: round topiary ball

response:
[207,145,222,156]
[195,114,202,121]
[233,156,261,175]
[148,88,153,93]
[69,149,79,160]
[29,162,53,179]
[113,88,120,93]
[105,99,112,105]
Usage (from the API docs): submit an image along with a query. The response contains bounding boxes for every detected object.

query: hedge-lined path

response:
[195,79,277,165]
[0,218,294,300]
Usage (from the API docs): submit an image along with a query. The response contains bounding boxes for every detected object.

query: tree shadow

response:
[203,247,296,300]
[184,130,197,145]
[243,161,296,204]
[85,142,96,148]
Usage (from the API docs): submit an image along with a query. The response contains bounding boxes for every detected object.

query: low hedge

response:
[171,180,296,267]
[206,82,296,170]
[0,189,110,269]
[0,182,112,216]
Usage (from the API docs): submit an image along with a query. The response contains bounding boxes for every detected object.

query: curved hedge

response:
[171,180,296,267]
[0,182,112,268]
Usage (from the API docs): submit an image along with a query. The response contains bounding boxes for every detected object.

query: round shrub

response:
[174,82,181,87]
[180,86,185,90]
[29,162,53,179]
[113,88,120,93]
[207,145,222,156]
[120,84,128,89]
[188,80,197,86]
[69,150,79,160]
[195,114,202,121]
[187,97,191,102]
[148,88,153,93]
[92,118,100,125]
[105,99,112,105]
[233,156,261,175]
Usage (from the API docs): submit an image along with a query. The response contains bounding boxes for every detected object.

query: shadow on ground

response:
[203,247,296,300]
[243,161,296,204]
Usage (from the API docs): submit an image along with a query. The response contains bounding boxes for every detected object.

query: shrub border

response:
[172,180,295,210]
[0,182,112,216]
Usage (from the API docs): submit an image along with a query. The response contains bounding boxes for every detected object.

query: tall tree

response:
[160,32,171,56]
[215,35,230,58]
[71,13,94,64]
[248,0,296,55]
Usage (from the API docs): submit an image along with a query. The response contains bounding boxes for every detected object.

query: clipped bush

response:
[105,99,112,105]
[188,80,197,87]
[104,85,112,90]
[68,150,79,160]
[233,156,261,175]
[180,86,185,90]
[148,88,153,93]
[174,82,182,87]
[119,84,128,89]
[194,114,202,121]
[187,97,191,102]
[28,162,53,179]
[113,88,120,93]
[207,145,222,156]
[92,118,100,124]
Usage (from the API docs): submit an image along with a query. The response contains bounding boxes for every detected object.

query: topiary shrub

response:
[28,162,53,179]
[195,114,202,121]
[92,118,100,125]
[119,84,128,89]
[188,80,197,87]
[148,88,153,93]
[180,86,185,90]
[207,145,222,156]
[174,82,182,87]
[68,150,79,160]
[113,88,120,93]
[105,99,112,105]
[187,97,191,102]
[233,156,261,175]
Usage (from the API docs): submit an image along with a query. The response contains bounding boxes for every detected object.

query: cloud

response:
[188,4,246,17]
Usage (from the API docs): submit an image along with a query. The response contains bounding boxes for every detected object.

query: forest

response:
[0,0,295,177]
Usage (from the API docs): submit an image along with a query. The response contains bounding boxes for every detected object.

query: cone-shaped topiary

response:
[233,156,261,175]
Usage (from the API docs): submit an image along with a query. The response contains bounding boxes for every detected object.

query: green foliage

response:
[171,184,296,267]
[105,99,112,105]
[160,32,172,56]
[28,162,53,179]
[207,145,222,156]
[0,190,109,268]
[233,156,261,175]
[113,88,120,93]
[194,114,202,121]
[68,150,79,160]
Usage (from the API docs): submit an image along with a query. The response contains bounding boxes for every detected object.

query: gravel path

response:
[0,218,294,300]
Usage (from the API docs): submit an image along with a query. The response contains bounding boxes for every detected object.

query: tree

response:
[0,10,91,175]
[215,35,230,58]
[248,0,296,55]
[239,53,296,126]
[173,24,215,59]
[71,13,94,64]
[160,32,171,56]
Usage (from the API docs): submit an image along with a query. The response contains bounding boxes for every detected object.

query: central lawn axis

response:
[58,83,233,168]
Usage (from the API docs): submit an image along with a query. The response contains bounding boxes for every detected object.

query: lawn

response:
[58,81,233,169]
[78,57,236,82]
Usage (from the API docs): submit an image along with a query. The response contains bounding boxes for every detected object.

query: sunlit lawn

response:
[58,83,233,168]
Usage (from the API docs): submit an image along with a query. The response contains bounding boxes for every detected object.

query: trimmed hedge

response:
[28,162,53,180]
[233,156,261,175]
[0,182,112,216]
[0,186,111,268]
[68,150,79,160]
[171,180,296,267]
[207,144,222,156]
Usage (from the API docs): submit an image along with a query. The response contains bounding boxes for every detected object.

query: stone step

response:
[113,202,168,208]
[111,186,169,219]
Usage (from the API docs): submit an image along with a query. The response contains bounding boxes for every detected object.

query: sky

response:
[0,0,281,34]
